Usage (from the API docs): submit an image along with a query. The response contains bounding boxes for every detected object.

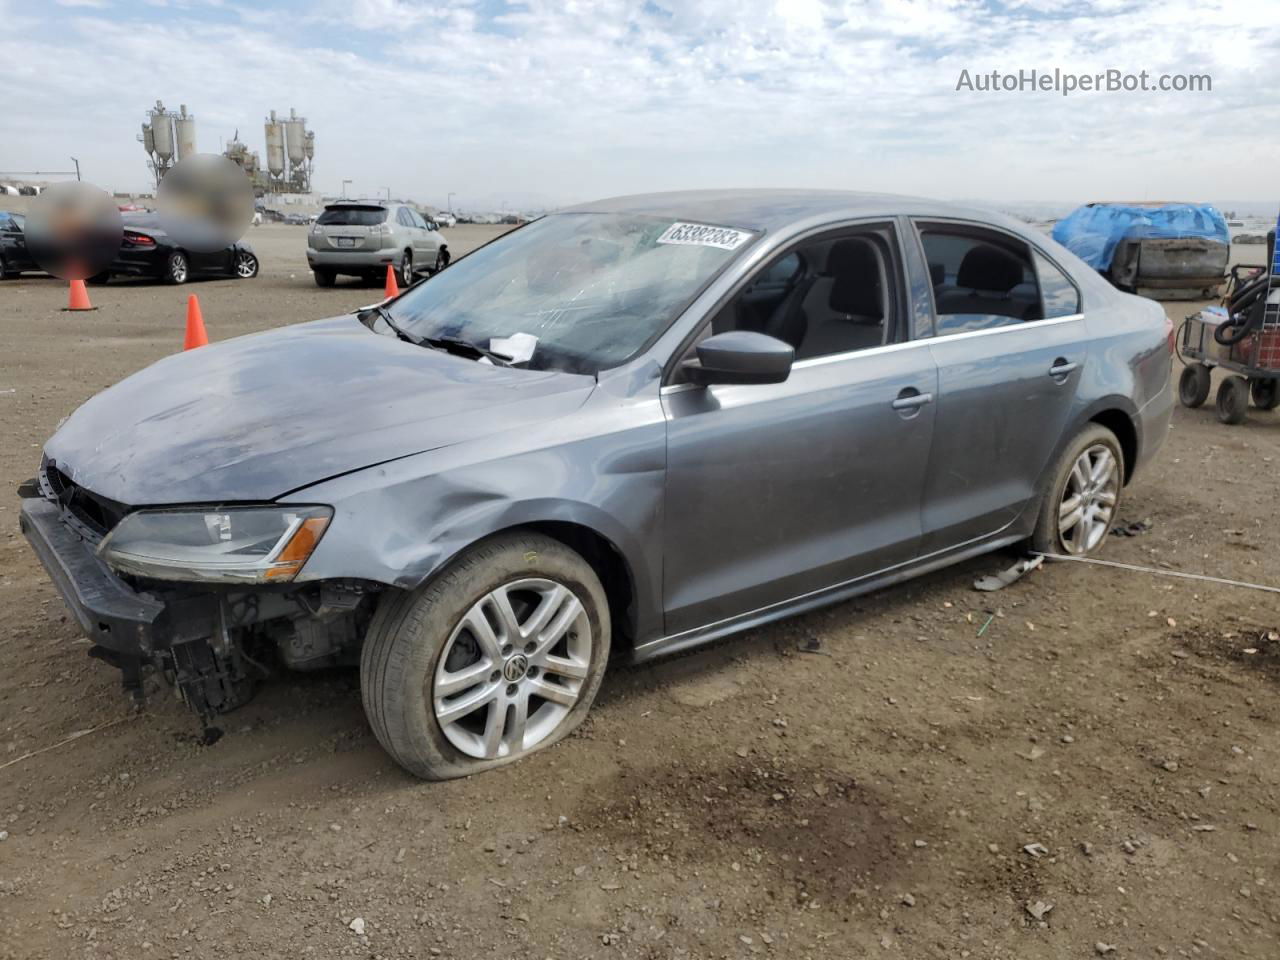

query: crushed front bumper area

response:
[20,490,377,738]
[19,497,257,726]
[20,496,164,657]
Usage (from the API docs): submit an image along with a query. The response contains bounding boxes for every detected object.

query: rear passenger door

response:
[912,220,1087,554]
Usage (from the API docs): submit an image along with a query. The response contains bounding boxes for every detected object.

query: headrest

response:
[956,245,1023,293]
[827,239,883,318]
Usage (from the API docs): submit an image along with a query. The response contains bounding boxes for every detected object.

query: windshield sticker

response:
[656,222,754,251]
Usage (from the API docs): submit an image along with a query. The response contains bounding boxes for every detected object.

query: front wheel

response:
[400,250,414,287]
[233,251,259,279]
[1031,424,1124,557]
[164,251,189,285]
[360,533,610,780]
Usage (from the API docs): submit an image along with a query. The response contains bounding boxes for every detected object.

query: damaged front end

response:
[18,459,379,740]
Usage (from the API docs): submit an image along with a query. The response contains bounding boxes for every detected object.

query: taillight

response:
[124,231,156,247]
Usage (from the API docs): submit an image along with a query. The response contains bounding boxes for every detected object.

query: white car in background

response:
[434,212,457,228]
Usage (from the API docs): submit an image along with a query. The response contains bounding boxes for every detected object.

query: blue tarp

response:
[1051,203,1230,271]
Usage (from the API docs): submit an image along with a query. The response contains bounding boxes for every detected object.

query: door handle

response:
[891,391,934,411]
[1049,360,1078,378]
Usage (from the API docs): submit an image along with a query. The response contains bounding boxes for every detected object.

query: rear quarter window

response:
[1033,251,1081,318]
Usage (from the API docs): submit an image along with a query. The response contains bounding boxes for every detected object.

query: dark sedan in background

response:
[20,190,1173,780]
[0,211,39,279]
[89,214,259,285]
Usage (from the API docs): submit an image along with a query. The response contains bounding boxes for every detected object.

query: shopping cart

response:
[1177,214,1280,424]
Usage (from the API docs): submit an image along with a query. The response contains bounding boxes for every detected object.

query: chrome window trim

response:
[658,312,1084,392]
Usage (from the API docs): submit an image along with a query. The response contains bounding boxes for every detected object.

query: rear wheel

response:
[85,271,111,285]
[1032,424,1124,557]
[233,251,258,279]
[1216,375,1249,424]
[360,533,610,780]
[165,251,189,285]
[1249,378,1279,411]
[313,268,335,288]
[0,255,9,280]
[1178,363,1211,408]
[400,250,414,287]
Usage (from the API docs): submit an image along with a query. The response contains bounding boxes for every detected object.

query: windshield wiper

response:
[419,334,514,366]
[362,304,420,344]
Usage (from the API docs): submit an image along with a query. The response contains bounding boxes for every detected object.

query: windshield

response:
[318,206,387,226]
[387,212,755,374]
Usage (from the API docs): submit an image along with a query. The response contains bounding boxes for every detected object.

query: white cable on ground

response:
[1031,551,1280,595]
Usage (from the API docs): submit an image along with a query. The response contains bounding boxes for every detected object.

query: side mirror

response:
[682,330,794,386]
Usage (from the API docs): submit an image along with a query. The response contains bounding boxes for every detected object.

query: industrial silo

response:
[175,105,197,160]
[264,111,285,178]
[151,104,175,163]
[140,122,155,156]
[284,109,306,166]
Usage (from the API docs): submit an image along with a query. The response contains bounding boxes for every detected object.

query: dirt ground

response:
[0,227,1276,960]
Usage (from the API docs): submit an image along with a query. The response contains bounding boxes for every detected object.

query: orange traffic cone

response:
[64,278,96,312]
[183,294,208,350]
[384,264,400,299]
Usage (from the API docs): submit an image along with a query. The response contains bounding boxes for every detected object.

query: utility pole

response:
[70,157,81,181]
[341,178,352,199]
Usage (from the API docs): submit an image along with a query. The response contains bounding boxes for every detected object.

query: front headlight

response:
[98,506,332,583]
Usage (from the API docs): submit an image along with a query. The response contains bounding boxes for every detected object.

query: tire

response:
[1249,378,1279,411]
[313,269,335,288]
[165,251,189,285]
[233,251,259,279]
[433,250,446,273]
[0,255,9,281]
[85,271,111,285]
[1216,375,1249,424]
[1177,364,1211,408]
[360,532,611,780]
[400,250,414,287]
[1031,424,1124,557]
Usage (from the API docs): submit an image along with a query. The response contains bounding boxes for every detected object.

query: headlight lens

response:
[98,505,332,583]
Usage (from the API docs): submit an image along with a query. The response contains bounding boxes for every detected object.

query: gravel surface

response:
[0,226,1276,959]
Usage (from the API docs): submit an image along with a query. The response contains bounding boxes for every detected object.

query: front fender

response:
[282,411,667,643]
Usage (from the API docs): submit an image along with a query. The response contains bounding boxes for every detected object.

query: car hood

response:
[44,315,595,504]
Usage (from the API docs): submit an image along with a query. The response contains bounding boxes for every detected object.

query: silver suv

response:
[307,202,449,288]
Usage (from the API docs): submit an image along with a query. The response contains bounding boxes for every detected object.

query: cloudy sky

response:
[3,0,1278,213]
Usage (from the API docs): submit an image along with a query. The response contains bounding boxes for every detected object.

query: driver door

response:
[661,223,938,635]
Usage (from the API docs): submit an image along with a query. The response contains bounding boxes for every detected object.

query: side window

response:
[919,227,1041,334]
[698,225,900,363]
[1033,251,1080,318]
[397,208,414,228]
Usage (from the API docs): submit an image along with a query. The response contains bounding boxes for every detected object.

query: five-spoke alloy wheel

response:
[360,533,610,780]
[433,578,592,760]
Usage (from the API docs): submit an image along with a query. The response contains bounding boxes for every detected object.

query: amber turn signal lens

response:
[265,516,331,580]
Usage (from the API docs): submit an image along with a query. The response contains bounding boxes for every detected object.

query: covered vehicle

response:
[1052,202,1230,299]
[89,214,259,285]
[20,190,1173,780]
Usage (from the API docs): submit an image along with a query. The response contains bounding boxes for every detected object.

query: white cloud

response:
[1,0,1277,210]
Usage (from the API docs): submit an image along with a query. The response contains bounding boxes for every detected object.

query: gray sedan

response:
[20,190,1174,779]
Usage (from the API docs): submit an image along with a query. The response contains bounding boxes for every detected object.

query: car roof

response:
[562,189,1024,234]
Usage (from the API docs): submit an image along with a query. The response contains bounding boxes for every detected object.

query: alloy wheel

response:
[1057,442,1119,554]
[170,254,188,283]
[432,578,591,760]
[401,252,413,286]
[235,252,257,278]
